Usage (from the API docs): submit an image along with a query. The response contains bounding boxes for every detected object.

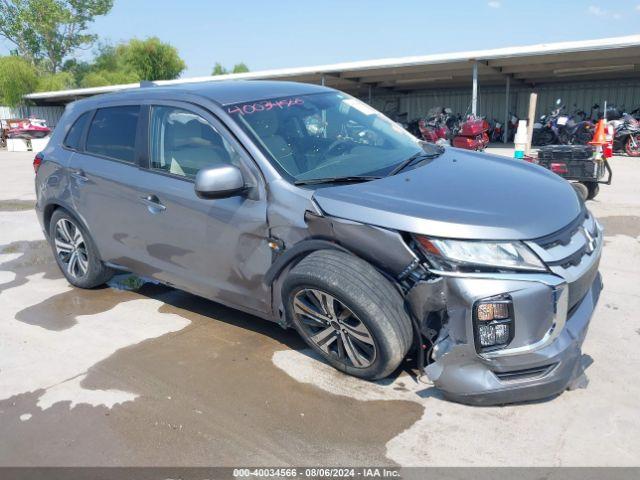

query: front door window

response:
[149,106,240,178]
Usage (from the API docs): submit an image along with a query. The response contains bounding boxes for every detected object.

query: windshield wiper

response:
[388,146,445,177]
[294,175,382,186]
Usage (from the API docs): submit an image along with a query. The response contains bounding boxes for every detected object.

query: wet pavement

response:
[1,151,639,466]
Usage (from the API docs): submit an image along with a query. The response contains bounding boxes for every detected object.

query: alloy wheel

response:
[293,288,377,368]
[54,218,89,279]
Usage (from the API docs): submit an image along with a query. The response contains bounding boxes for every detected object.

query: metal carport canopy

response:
[24,35,640,105]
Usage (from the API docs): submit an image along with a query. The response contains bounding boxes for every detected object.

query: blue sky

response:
[3,0,640,76]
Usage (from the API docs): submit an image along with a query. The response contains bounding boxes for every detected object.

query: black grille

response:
[494,364,557,383]
[533,209,587,249]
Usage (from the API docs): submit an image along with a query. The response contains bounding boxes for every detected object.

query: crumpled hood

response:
[312,149,583,240]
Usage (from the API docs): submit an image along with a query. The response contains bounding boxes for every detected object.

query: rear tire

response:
[572,183,589,201]
[49,209,113,288]
[574,125,593,145]
[533,129,554,146]
[283,250,413,380]
[585,182,600,200]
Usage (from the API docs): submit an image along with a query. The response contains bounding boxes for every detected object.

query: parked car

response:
[34,81,603,405]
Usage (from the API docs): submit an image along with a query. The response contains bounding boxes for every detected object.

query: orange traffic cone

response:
[589,119,607,146]
[589,119,607,163]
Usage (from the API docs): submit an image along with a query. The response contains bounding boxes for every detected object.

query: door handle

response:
[70,169,88,181]
[140,194,167,212]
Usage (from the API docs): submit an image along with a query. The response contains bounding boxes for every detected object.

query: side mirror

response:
[194,164,245,199]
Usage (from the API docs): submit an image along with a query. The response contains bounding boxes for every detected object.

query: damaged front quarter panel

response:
[305,211,420,278]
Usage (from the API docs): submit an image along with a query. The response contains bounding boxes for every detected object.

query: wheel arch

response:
[265,238,407,327]
[42,201,103,260]
[265,239,350,324]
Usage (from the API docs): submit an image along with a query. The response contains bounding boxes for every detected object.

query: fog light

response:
[493,323,510,344]
[478,324,496,346]
[474,297,514,352]
[476,302,509,321]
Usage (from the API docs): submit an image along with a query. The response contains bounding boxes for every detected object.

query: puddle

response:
[14,283,167,331]
[598,215,640,238]
[2,235,422,465]
[0,239,57,293]
[2,281,423,465]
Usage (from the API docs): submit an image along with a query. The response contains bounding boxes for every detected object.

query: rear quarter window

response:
[86,106,140,163]
[63,111,92,150]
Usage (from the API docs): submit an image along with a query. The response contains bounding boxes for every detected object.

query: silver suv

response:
[35,81,603,405]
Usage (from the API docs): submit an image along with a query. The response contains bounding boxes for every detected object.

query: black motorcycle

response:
[610,113,640,157]
[532,100,593,146]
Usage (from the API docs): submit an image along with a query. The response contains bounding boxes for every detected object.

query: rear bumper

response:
[426,272,601,405]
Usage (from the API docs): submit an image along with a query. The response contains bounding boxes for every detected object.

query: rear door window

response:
[86,106,140,163]
[63,111,91,150]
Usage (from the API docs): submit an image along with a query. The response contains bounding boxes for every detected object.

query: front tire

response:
[283,250,413,380]
[49,209,113,288]
[625,134,640,157]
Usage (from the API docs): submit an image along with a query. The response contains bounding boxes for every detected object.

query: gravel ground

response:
[0,149,638,467]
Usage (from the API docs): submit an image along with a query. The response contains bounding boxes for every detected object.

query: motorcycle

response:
[506,112,519,142]
[489,119,503,143]
[558,111,594,145]
[532,99,593,146]
[418,107,452,145]
[608,112,640,157]
[451,114,490,151]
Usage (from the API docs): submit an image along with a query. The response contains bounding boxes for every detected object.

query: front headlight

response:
[415,236,546,272]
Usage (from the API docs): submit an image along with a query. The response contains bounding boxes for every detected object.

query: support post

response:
[320,74,325,86]
[471,62,478,117]
[368,84,372,104]
[503,76,510,144]
[526,92,538,155]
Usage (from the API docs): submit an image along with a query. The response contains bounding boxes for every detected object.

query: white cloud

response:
[588,5,623,18]
[488,1,501,7]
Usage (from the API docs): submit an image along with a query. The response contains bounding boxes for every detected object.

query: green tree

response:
[122,37,185,81]
[75,42,138,87]
[61,58,92,86]
[0,55,38,106]
[79,69,138,88]
[212,62,250,75]
[232,62,249,74]
[0,0,113,73]
[212,62,227,76]
[36,70,75,91]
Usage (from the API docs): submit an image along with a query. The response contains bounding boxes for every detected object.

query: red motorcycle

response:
[451,115,490,151]
[418,107,451,145]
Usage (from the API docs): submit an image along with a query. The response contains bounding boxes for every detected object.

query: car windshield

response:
[226,92,433,182]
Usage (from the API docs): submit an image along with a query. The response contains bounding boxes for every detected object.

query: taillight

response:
[33,152,43,173]
[550,162,568,175]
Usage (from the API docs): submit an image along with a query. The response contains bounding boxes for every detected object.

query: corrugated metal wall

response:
[3,79,638,130]
[0,105,65,127]
[365,79,640,122]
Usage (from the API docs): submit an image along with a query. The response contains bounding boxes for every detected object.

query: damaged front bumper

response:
[415,222,603,405]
